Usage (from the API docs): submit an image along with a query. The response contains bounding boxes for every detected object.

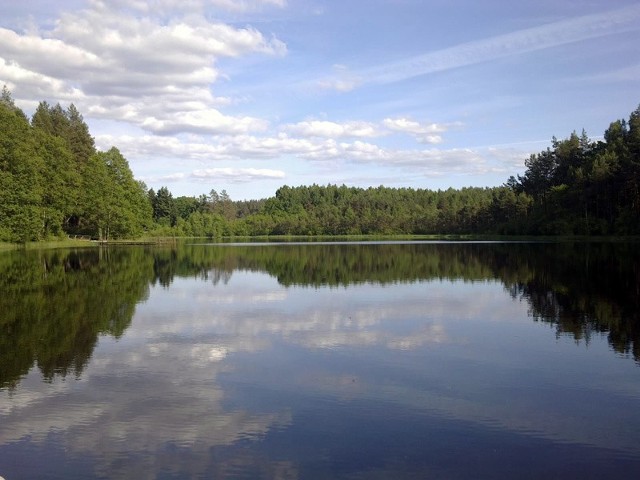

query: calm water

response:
[1,241,640,479]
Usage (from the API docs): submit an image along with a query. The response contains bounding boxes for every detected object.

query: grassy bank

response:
[1,234,638,253]
[0,238,95,251]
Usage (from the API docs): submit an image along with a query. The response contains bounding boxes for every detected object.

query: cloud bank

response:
[4,0,632,196]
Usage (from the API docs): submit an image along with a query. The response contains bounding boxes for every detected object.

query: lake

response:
[1,241,639,479]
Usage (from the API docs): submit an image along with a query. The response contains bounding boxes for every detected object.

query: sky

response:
[1,0,639,200]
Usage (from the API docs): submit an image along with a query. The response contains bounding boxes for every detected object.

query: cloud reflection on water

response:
[1,263,639,478]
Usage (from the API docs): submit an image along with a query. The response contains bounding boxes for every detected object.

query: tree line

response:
[1,87,151,242]
[1,85,638,241]
[512,111,640,234]
[134,103,640,237]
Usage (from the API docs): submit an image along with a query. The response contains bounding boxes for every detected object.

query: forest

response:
[1,85,639,242]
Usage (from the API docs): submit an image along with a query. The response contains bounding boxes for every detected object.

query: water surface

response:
[1,241,639,479]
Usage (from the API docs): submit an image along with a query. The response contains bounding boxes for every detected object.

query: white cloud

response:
[284,120,381,138]
[97,131,521,181]
[191,167,286,182]
[56,2,287,59]
[148,172,187,182]
[115,0,287,14]
[0,28,102,76]
[336,140,389,162]
[0,1,286,136]
[204,0,287,11]
[140,109,269,136]
[283,117,462,144]
[382,117,462,144]
[95,134,219,160]
[423,135,443,144]
[130,165,288,185]
[383,118,445,135]
[51,6,287,87]
[0,56,85,101]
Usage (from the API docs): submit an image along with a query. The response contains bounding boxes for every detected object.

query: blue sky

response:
[1,0,639,200]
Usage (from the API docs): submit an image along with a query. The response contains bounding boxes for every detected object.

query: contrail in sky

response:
[322,4,640,90]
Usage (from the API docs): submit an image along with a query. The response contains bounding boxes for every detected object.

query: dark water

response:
[1,241,640,479]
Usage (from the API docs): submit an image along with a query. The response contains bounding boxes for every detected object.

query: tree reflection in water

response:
[1,241,638,389]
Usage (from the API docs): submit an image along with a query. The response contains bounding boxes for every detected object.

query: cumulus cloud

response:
[95,134,221,160]
[95,132,316,162]
[0,11,284,86]
[383,118,445,135]
[292,137,487,175]
[54,8,286,63]
[283,117,464,145]
[0,56,85,102]
[86,89,257,136]
[0,1,286,135]
[141,110,269,136]
[96,130,519,182]
[284,120,382,138]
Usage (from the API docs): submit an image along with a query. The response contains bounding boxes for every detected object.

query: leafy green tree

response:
[66,103,96,165]
[152,186,178,226]
[33,129,81,236]
[82,147,152,239]
[31,101,55,132]
[518,150,556,203]
[31,101,95,167]
[103,147,152,238]
[0,96,43,242]
[82,151,114,239]
[174,195,200,220]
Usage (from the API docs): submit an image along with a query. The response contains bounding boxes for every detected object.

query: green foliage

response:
[0,247,155,388]
[33,129,82,236]
[0,97,44,242]
[31,101,96,166]
[82,148,153,240]
[514,105,640,234]
[0,88,151,242]
[177,211,228,238]
[152,186,178,226]
[1,85,638,241]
